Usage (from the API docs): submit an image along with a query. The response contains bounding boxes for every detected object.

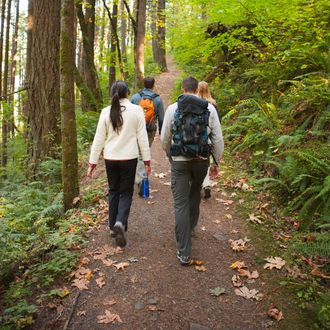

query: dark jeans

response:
[105,158,137,231]
[171,160,209,257]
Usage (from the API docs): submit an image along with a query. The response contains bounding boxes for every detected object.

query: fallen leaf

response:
[248,214,263,224]
[195,265,207,272]
[238,199,245,204]
[113,262,130,270]
[163,182,171,186]
[201,226,206,231]
[103,299,117,306]
[264,257,286,270]
[72,278,89,290]
[77,310,86,317]
[225,214,233,220]
[268,307,284,321]
[147,201,156,205]
[150,189,158,193]
[72,196,81,206]
[231,275,243,287]
[216,198,234,206]
[214,220,221,224]
[231,230,239,234]
[96,276,106,288]
[311,267,330,279]
[97,310,122,324]
[235,286,263,301]
[238,269,259,279]
[230,261,246,269]
[210,287,226,296]
[189,259,205,266]
[229,238,248,252]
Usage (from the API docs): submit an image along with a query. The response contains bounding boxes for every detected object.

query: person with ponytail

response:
[87,81,151,248]
[197,81,221,199]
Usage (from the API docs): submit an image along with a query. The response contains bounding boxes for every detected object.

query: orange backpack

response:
[139,92,158,132]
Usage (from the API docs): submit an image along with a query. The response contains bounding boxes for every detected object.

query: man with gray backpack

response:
[161,76,224,265]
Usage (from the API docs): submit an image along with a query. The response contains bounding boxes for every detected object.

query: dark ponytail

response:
[110,80,129,133]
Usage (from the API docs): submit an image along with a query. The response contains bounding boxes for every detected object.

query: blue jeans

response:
[105,158,137,231]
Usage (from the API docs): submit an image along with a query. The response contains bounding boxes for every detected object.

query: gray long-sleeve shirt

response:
[160,99,224,163]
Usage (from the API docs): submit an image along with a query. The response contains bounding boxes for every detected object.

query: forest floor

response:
[32,57,308,330]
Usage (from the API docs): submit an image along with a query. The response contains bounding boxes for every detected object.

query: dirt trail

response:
[35,58,276,330]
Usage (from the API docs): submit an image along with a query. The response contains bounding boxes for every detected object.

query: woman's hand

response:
[87,163,96,178]
[209,164,218,180]
[145,164,151,177]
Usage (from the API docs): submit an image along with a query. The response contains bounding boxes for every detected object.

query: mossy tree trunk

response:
[61,0,79,211]
[76,0,103,112]
[108,1,118,93]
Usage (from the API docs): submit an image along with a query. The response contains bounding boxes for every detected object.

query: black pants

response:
[105,158,138,231]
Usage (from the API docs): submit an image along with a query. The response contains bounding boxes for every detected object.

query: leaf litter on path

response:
[264,257,286,270]
[248,213,264,224]
[97,310,122,324]
[235,286,263,301]
[229,237,250,252]
[113,262,130,270]
[230,261,246,269]
[237,269,259,279]
[232,275,243,287]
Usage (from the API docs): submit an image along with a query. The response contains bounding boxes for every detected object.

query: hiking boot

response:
[203,187,211,199]
[109,229,117,238]
[113,223,126,248]
[176,251,190,266]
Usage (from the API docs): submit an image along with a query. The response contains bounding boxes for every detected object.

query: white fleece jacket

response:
[89,98,151,164]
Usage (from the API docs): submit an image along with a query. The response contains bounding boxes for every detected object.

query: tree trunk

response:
[120,0,127,65]
[151,0,167,72]
[135,0,146,88]
[25,0,61,173]
[9,0,19,137]
[61,0,79,211]
[1,0,12,174]
[108,1,118,94]
[77,0,103,112]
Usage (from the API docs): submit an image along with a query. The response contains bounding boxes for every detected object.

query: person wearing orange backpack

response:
[131,77,164,196]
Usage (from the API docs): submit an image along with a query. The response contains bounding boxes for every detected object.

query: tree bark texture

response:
[61,0,79,211]
[1,0,11,172]
[9,0,19,137]
[77,0,103,112]
[108,1,118,94]
[135,0,146,88]
[151,0,167,72]
[120,0,127,65]
[25,0,61,172]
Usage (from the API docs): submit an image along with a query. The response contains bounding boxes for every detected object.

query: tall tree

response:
[61,0,79,210]
[108,0,118,92]
[76,0,103,112]
[120,0,127,66]
[1,0,12,173]
[151,0,167,72]
[25,0,61,172]
[9,0,20,136]
[135,0,146,88]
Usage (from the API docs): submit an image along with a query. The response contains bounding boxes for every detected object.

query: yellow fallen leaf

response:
[225,214,233,220]
[230,261,246,269]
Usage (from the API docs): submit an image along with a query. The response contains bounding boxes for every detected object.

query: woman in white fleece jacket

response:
[87,81,151,247]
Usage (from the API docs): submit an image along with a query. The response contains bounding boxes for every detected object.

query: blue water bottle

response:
[141,173,149,198]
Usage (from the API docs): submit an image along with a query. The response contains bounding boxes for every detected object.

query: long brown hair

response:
[110,81,129,133]
[197,81,216,106]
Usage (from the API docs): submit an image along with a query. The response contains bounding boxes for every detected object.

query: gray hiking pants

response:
[171,160,209,257]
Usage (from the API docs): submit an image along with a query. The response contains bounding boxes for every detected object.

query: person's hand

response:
[87,163,96,178]
[145,164,151,177]
[209,164,218,180]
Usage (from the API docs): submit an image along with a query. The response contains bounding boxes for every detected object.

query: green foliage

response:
[292,233,330,258]
[2,301,36,329]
